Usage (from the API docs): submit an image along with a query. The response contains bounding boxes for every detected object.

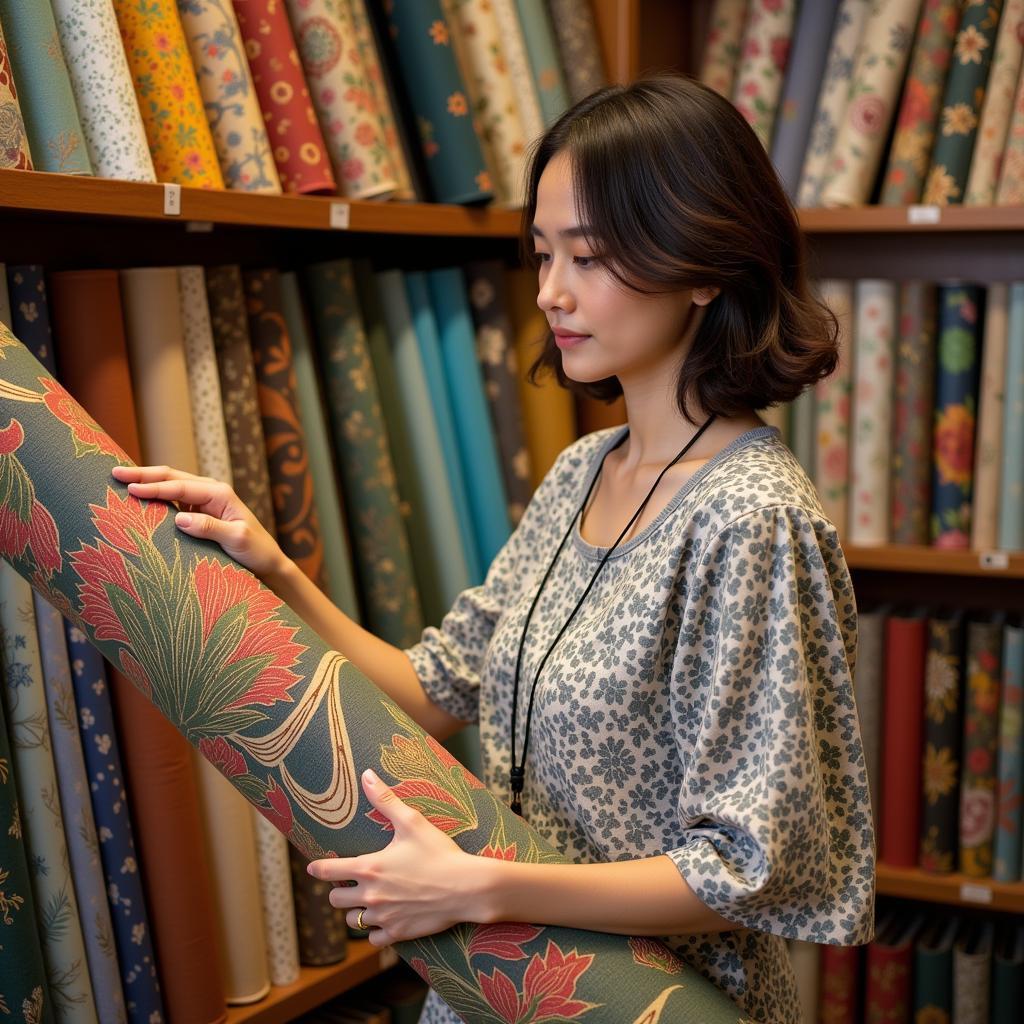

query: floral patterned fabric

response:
[406,425,875,1024]
[880,0,961,206]
[545,0,606,104]
[0,324,760,1024]
[999,284,1024,551]
[993,623,1023,881]
[996,48,1024,201]
[0,18,32,170]
[513,0,571,127]
[700,0,750,99]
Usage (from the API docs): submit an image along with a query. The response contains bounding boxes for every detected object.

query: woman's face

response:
[531,151,712,391]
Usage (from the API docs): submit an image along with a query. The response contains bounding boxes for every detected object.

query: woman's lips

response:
[553,330,590,349]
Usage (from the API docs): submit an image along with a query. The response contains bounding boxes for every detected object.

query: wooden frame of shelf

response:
[877,865,1024,914]
[844,545,1024,579]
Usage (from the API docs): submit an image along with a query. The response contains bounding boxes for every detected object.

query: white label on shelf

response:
[330,202,351,230]
[959,883,993,904]
[379,945,398,969]
[907,204,941,225]
[163,183,182,217]
[979,550,1009,570]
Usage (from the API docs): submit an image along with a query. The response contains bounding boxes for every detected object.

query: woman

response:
[114,75,875,1023]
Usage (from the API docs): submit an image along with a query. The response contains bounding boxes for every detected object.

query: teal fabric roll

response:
[35,595,127,1024]
[0,0,92,174]
[999,283,1024,551]
[789,390,816,478]
[0,565,98,1024]
[373,269,473,617]
[376,0,492,204]
[514,0,571,126]
[994,623,1024,881]
[304,260,423,649]
[404,271,482,585]
[427,268,511,572]
[279,273,362,620]
[0,683,54,1024]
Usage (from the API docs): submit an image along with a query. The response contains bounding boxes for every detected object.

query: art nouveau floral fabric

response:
[0,324,759,1024]
[407,427,874,1024]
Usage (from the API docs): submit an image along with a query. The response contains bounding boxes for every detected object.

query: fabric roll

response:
[374,269,474,620]
[931,284,981,548]
[288,845,348,966]
[0,682,52,1024]
[770,0,840,197]
[814,279,853,538]
[287,0,398,199]
[230,0,335,195]
[789,941,820,1024]
[890,282,936,546]
[250,810,300,986]
[176,0,281,193]
[514,0,571,126]
[7,267,55,372]
[305,260,424,648]
[821,0,923,207]
[64,620,166,1024]
[348,0,416,199]
[965,0,1024,203]
[206,266,277,534]
[994,623,1024,880]
[699,0,749,99]
[0,266,9,327]
[0,321,753,1024]
[545,0,606,103]
[999,282,1024,550]
[119,266,228,1024]
[954,921,995,1022]
[34,594,127,1024]
[111,0,224,188]
[0,18,33,170]
[731,0,798,150]
[178,266,272,1006]
[853,609,885,816]
[759,403,790,445]
[279,271,362,618]
[464,261,533,526]
[0,0,91,174]
[0,565,98,1024]
[789,389,815,477]
[996,60,1024,202]
[880,0,961,206]
[924,1,1004,205]
[849,279,897,546]
[375,0,492,203]
[796,0,871,206]
[427,268,511,572]
[51,0,156,182]
[972,283,1008,550]
[493,0,546,151]
[441,0,531,205]
[405,272,483,584]
[244,269,327,590]
[505,266,576,487]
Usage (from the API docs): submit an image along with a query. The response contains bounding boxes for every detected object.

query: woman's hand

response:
[308,769,493,946]
[110,464,287,579]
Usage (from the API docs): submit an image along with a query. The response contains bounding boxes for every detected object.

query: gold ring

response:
[356,907,367,931]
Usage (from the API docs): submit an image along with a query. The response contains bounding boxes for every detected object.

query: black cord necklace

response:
[508,413,717,816]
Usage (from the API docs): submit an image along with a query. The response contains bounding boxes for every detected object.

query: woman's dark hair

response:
[521,73,838,422]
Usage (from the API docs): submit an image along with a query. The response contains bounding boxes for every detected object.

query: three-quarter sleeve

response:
[666,504,875,946]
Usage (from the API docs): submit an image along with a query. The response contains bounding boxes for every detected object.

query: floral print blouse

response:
[405,425,876,1024]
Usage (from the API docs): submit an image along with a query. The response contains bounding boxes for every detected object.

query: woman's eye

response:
[533,252,551,263]
[573,256,595,268]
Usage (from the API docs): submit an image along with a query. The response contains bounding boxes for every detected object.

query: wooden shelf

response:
[844,545,1024,579]
[225,941,399,1024]
[877,865,1024,913]
[0,169,521,238]
[799,205,1024,233]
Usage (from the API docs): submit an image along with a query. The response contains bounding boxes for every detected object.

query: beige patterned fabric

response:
[700,0,750,99]
[251,811,301,986]
[493,0,546,151]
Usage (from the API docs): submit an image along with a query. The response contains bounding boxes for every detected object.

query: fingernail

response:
[363,769,378,786]
[306,863,317,877]
[176,513,192,527]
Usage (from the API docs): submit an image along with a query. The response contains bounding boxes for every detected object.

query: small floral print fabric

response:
[924,0,1004,206]
[408,426,875,1024]
[821,0,922,207]
[880,0,961,206]
[731,0,797,150]
[111,0,224,188]
[176,0,282,192]
[0,18,31,170]
[996,44,1024,202]
[700,0,750,99]
[545,0,606,104]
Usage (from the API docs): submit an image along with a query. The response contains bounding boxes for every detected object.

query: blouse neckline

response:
[571,423,781,561]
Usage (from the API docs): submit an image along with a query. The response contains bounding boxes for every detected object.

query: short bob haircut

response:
[522,74,838,422]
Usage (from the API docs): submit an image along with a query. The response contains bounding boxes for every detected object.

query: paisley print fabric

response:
[407,426,875,1024]
[0,18,33,170]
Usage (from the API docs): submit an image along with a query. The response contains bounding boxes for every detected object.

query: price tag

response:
[379,945,399,969]
[959,883,993,904]
[979,550,1009,570]
[907,204,940,225]
[163,183,182,216]
[330,202,351,230]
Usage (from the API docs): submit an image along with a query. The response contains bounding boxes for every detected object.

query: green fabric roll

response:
[0,319,748,1024]
[0,0,92,174]
[304,260,423,649]
[0,678,54,1024]
[280,273,361,621]
[514,0,571,126]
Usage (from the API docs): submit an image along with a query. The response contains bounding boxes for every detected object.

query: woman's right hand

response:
[110,464,287,580]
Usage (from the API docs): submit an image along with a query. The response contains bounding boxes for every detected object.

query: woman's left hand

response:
[307,769,491,947]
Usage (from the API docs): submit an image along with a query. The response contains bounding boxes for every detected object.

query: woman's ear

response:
[693,286,720,307]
